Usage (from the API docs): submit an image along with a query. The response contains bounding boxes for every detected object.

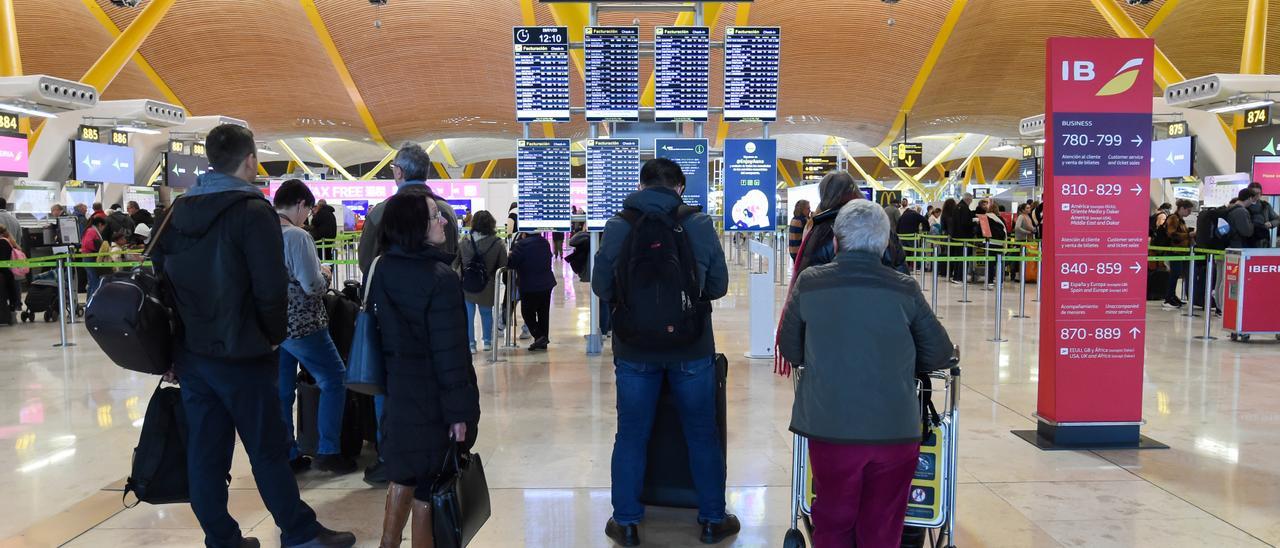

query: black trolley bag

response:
[295,285,379,457]
[123,381,190,505]
[639,353,729,508]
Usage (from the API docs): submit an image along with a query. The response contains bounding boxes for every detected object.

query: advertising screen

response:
[1150,136,1193,179]
[723,138,777,231]
[0,134,30,177]
[164,152,210,188]
[1252,156,1280,195]
[72,140,135,184]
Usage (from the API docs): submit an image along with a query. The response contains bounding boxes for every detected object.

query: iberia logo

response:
[1095,57,1146,97]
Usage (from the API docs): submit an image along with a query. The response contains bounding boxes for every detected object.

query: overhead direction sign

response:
[1244,105,1271,129]
[893,142,924,168]
[801,155,837,181]
[1022,145,1037,159]
[1167,121,1188,137]
[0,113,20,134]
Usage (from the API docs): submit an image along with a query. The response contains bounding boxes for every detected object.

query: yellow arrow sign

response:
[904,156,916,167]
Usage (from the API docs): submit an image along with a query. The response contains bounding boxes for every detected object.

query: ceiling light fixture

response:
[1034,138,1046,144]
[257,148,280,156]
[1206,98,1275,114]
[991,143,1015,152]
[0,101,59,119]
[114,124,160,135]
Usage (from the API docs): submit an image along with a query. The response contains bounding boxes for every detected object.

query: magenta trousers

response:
[809,438,920,548]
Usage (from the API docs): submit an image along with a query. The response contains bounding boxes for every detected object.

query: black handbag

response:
[432,443,491,548]
[344,256,385,395]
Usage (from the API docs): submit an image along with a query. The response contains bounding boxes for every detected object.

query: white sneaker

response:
[520,325,532,340]
[469,345,477,354]
[482,342,493,352]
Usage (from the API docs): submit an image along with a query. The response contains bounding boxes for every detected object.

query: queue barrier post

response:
[586,233,603,355]
[958,244,972,304]
[930,248,940,316]
[1184,250,1198,318]
[989,253,1007,342]
[503,269,519,349]
[1195,253,1218,341]
[489,267,507,364]
[53,257,73,348]
[1014,246,1030,319]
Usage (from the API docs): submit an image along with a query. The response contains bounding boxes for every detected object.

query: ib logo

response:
[1061,57,1146,97]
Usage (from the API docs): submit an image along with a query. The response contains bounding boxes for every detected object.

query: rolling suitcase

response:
[639,353,728,509]
[296,373,366,459]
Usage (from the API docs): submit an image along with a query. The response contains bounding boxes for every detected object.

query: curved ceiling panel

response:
[95,0,366,140]
[1154,0,1280,79]
[13,0,165,102]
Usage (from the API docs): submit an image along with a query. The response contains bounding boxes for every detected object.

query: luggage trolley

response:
[784,350,962,548]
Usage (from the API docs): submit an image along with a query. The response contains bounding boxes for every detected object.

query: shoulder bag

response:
[344,256,386,395]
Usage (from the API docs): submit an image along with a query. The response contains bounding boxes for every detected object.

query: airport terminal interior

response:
[2,0,1280,547]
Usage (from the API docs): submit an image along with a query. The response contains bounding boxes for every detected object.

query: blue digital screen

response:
[584,27,639,122]
[654,26,709,122]
[723,138,777,231]
[1150,136,1193,179]
[72,140,135,184]
[586,139,640,231]
[654,138,708,211]
[516,139,572,231]
[1018,158,1039,187]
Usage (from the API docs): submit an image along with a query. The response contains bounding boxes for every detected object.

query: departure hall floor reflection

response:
[1,258,1279,547]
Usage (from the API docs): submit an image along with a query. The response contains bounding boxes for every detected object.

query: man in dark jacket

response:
[127,200,154,228]
[948,193,975,282]
[311,200,338,259]
[153,124,355,548]
[777,200,953,547]
[896,205,928,236]
[507,231,557,350]
[106,203,135,239]
[1226,188,1260,249]
[592,158,736,546]
[1246,182,1277,247]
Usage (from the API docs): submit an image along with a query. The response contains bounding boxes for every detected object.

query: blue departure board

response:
[654,26,710,122]
[585,27,640,122]
[654,138,709,211]
[723,27,780,122]
[516,139,572,231]
[514,27,571,123]
[586,139,640,230]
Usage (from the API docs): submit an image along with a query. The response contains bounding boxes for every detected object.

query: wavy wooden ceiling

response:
[8,0,1280,151]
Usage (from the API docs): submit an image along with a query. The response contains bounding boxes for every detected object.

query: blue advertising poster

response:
[446,199,472,218]
[723,138,777,231]
[1150,136,1192,179]
[654,138,708,211]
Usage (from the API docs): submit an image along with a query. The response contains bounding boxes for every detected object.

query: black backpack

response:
[86,204,180,375]
[1148,212,1162,237]
[124,382,189,506]
[1194,206,1232,249]
[461,233,497,294]
[611,205,710,348]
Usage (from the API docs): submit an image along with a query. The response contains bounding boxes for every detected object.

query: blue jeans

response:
[611,356,725,525]
[278,329,348,457]
[465,299,494,347]
[85,269,101,300]
[176,349,320,548]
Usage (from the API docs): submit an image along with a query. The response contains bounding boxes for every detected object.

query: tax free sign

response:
[1037,38,1154,447]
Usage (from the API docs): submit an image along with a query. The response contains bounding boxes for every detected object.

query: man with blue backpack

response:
[592,158,736,546]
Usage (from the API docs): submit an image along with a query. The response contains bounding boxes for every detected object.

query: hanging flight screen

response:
[516,139,572,231]
[654,26,710,122]
[585,27,640,122]
[723,26,780,122]
[586,139,640,230]
[514,27,571,123]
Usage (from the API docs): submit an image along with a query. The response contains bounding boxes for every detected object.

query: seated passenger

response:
[369,193,480,548]
[777,200,954,548]
[273,179,356,475]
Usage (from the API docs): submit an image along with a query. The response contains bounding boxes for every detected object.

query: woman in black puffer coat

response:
[368,193,480,548]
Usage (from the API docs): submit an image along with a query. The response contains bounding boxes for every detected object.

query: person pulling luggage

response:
[592,158,736,546]
[273,179,357,475]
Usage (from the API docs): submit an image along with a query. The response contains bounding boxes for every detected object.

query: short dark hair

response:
[1159,202,1172,210]
[92,202,103,211]
[380,193,433,252]
[392,143,431,182]
[1249,181,1262,190]
[471,210,497,235]
[126,201,139,210]
[273,179,316,209]
[1175,199,1195,210]
[641,158,685,189]
[1238,187,1259,202]
[90,216,108,228]
[206,124,257,173]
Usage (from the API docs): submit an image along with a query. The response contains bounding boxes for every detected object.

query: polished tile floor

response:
[1,254,1278,547]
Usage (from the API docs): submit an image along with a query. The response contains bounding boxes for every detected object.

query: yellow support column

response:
[435,139,459,168]
[433,162,451,179]
[480,159,498,179]
[79,0,184,108]
[1241,0,1267,74]
[278,141,314,176]
[0,0,21,77]
[305,138,354,180]
[80,0,176,93]
[360,149,396,180]
[991,158,1018,183]
[777,160,795,188]
[878,0,970,148]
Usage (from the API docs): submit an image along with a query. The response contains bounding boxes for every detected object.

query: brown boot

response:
[379,483,414,548]
[410,498,435,548]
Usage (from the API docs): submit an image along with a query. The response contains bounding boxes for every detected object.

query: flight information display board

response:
[723,26,780,122]
[586,139,640,230]
[516,139,572,231]
[585,27,640,122]
[514,27,571,123]
[655,138,709,211]
[72,140,135,185]
[654,26,710,122]
[165,152,210,188]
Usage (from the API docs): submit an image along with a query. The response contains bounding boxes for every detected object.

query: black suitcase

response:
[295,375,366,459]
[1146,269,1169,301]
[639,354,728,509]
